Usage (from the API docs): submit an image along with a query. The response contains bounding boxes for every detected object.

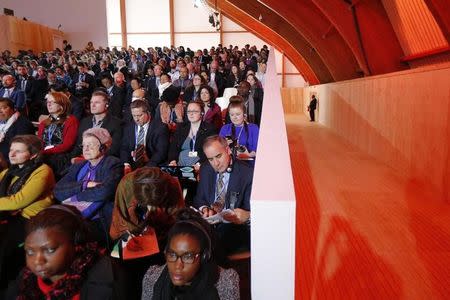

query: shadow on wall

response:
[318,87,446,201]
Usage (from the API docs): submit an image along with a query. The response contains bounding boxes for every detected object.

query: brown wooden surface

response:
[0,15,64,55]
[286,113,450,299]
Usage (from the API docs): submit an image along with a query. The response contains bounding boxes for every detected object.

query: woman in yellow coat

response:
[0,134,55,291]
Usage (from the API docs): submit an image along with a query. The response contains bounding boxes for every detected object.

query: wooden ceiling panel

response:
[424,0,450,44]
[312,0,406,75]
[259,0,361,81]
[223,0,334,83]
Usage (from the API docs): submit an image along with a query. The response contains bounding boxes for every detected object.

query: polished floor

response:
[286,114,450,299]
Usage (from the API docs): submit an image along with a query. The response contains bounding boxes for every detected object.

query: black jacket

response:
[120,120,170,168]
[168,121,217,163]
[70,113,123,159]
[5,256,126,300]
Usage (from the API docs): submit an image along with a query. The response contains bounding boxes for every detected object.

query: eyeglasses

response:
[186,110,201,114]
[165,250,200,264]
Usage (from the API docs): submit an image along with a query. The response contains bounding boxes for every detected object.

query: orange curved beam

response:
[206,0,322,84]
[259,0,361,81]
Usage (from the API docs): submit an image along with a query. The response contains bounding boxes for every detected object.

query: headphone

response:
[169,220,212,262]
[225,157,233,173]
[86,133,106,153]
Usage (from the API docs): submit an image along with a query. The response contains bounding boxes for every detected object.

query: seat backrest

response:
[223,87,238,100]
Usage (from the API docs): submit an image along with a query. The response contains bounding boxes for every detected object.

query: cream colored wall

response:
[294,64,450,201]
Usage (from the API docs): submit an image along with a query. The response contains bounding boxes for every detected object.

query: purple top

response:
[219,122,259,152]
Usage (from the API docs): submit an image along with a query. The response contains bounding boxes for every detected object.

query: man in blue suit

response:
[0,75,26,112]
[194,135,252,254]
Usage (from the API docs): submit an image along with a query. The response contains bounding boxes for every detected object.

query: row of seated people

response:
[0,43,265,299]
[0,81,260,177]
[4,205,240,299]
[0,131,249,299]
[0,43,266,122]
[0,61,264,127]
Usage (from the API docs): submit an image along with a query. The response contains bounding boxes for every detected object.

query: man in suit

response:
[73,62,96,98]
[16,64,34,103]
[100,73,126,119]
[144,64,163,115]
[194,135,252,254]
[0,75,26,112]
[209,60,225,97]
[172,66,192,93]
[308,94,318,122]
[0,98,34,162]
[68,90,123,162]
[120,100,169,171]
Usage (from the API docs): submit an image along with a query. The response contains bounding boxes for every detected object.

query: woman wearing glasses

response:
[168,100,216,167]
[141,208,240,300]
[37,91,79,179]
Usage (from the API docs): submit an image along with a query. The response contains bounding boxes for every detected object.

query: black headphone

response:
[226,157,233,173]
[171,220,212,262]
[98,143,106,152]
[86,133,106,153]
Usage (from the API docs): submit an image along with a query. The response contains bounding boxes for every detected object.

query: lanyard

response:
[46,123,58,144]
[235,124,245,145]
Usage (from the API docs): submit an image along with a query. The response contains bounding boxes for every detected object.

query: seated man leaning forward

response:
[193,135,252,254]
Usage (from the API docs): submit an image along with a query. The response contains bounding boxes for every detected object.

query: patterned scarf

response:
[17,242,102,300]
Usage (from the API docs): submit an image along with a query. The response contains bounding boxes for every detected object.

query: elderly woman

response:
[0,135,55,290]
[37,91,79,179]
[54,128,123,246]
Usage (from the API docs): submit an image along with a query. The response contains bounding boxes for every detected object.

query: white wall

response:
[0,0,108,49]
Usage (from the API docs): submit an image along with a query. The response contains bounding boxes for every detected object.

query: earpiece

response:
[99,143,106,152]
[226,158,233,173]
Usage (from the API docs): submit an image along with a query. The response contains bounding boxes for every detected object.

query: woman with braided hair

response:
[6,205,125,299]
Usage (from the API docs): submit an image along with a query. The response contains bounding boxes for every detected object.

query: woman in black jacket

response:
[168,100,216,167]
[6,205,125,299]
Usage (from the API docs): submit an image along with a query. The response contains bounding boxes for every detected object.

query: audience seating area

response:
[0,42,268,299]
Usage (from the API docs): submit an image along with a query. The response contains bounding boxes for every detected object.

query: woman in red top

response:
[198,85,223,132]
[37,91,79,179]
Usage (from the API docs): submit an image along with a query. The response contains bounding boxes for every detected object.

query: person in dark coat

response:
[54,128,123,246]
[308,94,318,122]
[120,100,169,170]
[0,98,35,163]
[168,100,216,166]
[6,205,126,299]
